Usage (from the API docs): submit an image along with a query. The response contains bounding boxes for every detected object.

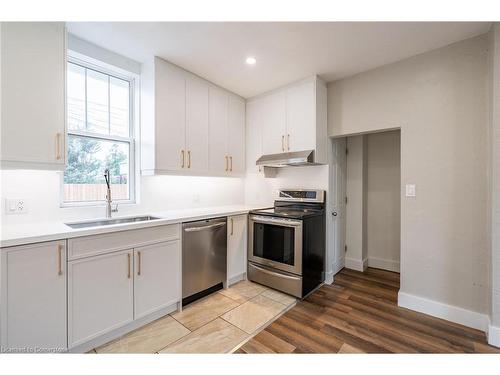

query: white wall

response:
[0,170,245,225]
[329,35,490,322]
[345,135,367,271]
[488,24,500,346]
[366,130,401,272]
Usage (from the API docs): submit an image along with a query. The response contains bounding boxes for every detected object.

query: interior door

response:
[208,87,228,173]
[155,58,186,171]
[186,76,209,172]
[227,96,246,174]
[330,138,347,275]
[261,92,286,155]
[134,241,181,319]
[285,80,315,153]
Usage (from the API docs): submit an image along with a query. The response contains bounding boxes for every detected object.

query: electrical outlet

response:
[5,198,28,214]
[405,184,416,197]
[192,194,200,203]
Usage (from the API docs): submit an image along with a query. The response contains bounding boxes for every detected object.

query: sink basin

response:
[65,216,160,229]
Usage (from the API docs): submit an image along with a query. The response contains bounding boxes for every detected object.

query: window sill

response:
[60,200,137,209]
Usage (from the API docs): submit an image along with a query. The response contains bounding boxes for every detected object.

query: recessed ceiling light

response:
[246,57,257,65]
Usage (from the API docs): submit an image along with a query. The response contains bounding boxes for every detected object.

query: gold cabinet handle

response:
[57,244,63,276]
[230,218,234,235]
[229,156,233,172]
[127,253,131,279]
[281,135,285,152]
[187,150,191,169]
[137,251,142,276]
[55,133,62,160]
[225,156,228,172]
[287,134,290,151]
[181,150,185,168]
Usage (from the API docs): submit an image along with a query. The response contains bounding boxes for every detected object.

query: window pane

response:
[64,135,130,202]
[87,69,109,135]
[67,63,86,131]
[110,77,130,137]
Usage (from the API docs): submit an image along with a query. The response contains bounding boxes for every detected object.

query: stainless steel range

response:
[248,189,326,298]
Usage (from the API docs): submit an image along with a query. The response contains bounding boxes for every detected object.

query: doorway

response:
[329,129,401,279]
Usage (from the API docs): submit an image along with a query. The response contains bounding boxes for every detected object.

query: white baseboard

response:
[345,257,368,272]
[398,291,489,332]
[227,272,246,287]
[333,258,345,275]
[488,324,500,348]
[324,270,334,285]
[367,256,400,273]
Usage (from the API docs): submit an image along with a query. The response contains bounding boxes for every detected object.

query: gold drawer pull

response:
[57,244,63,276]
[281,135,285,152]
[230,218,234,235]
[230,156,233,172]
[187,150,191,168]
[55,133,62,160]
[137,251,142,276]
[181,150,185,168]
[287,134,290,151]
[127,253,131,279]
[225,156,228,171]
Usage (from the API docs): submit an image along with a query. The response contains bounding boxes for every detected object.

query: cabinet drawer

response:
[68,224,180,260]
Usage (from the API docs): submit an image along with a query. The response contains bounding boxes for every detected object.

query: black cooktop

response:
[250,205,324,220]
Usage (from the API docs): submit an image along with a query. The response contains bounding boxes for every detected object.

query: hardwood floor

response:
[235,268,500,354]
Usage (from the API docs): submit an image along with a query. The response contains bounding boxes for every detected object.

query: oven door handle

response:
[250,263,302,281]
[251,216,302,227]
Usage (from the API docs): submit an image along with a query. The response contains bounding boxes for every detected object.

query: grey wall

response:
[328,35,490,315]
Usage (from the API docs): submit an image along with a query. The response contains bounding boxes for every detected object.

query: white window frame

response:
[61,53,139,208]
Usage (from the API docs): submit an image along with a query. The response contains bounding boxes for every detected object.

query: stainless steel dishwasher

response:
[182,217,227,305]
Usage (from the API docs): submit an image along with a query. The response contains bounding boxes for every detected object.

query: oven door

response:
[248,215,303,275]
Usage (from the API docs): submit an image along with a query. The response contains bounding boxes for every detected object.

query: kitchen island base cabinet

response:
[68,249,134,348]
[0,241,67,352]
[227,215,248,286]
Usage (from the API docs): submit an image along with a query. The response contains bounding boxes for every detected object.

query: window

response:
[63,60,135,204]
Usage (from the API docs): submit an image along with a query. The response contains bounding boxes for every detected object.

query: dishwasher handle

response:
[183,222,226,232]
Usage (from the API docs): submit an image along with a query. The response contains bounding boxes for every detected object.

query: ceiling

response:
[67,22,491,98]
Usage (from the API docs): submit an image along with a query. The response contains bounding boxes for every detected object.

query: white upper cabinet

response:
[246,76,328,166]
[154,59,186,172]
[245,99,263,173]
[227,96,246,174]
[261,91,286,155]
[186,77,209,172]
[208,87,228,173]
[0,22,67,170]
[141,57,245,176]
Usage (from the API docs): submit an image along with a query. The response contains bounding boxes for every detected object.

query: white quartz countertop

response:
[0,205,266,248]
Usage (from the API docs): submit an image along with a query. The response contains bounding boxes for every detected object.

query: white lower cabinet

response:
[0,241,67,351]
[67,231,181,349]
[68,249,134,347]
[227,215,248,284]
[134,240,181,319]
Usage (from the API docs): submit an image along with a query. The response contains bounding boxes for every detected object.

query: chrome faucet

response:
[104,169,118,218]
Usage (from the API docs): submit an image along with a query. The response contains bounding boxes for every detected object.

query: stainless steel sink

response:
[65,216,160,229]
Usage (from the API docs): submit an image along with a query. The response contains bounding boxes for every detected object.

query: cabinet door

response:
[261,91,286,155]
[68,249,133,348]
[227,215,248,283]
[208,87,228,173]
[1,22,66,169]
[134,240,181,319]
[185,76,209,172]
[285,80,316,153]
[1,241,67,351]
[227,96,246,174]
[155,58,186,171]
[246,99,263,173]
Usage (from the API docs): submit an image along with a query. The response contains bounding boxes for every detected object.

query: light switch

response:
[5,198,28,214]
[405,184,416,197]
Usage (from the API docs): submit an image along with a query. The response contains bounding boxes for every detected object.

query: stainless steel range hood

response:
[256,150,316,167]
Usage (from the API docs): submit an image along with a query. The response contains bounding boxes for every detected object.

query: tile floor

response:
[89,280,296,354]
